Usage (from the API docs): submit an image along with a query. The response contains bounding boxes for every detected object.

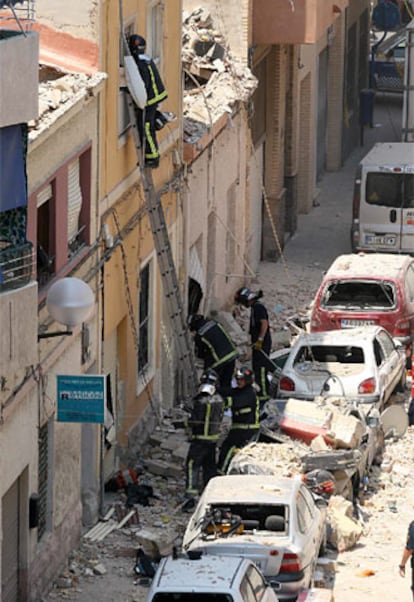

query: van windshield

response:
[366,173,414,208]
[321,281,396,309]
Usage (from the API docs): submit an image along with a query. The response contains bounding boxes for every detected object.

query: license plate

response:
[365,234,396,246]
[341,319,376,328]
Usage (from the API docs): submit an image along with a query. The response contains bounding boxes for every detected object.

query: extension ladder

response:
[121,41,197,401]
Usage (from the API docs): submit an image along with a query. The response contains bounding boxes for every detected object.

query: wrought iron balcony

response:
[0,241,34,292]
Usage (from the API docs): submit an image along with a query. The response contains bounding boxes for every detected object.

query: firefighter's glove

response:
[253,339,263,351]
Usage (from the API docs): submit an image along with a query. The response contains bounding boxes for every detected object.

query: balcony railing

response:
[0,241,34,292]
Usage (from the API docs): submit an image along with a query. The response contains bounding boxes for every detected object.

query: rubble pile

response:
[182,7,257,137]
[29,69,107,140]
[228,440,308,477]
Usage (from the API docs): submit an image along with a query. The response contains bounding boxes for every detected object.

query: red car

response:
[309,253,414,365]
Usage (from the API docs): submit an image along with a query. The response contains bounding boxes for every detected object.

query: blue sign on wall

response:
[57,375,106,423]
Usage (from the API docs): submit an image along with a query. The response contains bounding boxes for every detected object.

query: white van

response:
[351,142,414,253]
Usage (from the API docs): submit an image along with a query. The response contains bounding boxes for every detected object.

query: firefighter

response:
[184,369,225,502]
[128,34,168,168]
[189,314,239,395]
[218,366,260,474]
[234,287,273,406]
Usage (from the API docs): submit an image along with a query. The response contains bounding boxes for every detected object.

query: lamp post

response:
[38,277,95,339]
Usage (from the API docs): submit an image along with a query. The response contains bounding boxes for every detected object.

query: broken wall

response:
[185,109,251,313]
[183,0,251,62]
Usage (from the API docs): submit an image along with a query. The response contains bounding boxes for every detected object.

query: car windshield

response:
[294,345,365,365]
[321,280,396,309]
[153,591,233,602]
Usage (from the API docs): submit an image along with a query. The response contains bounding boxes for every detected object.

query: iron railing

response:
[0,241,34,292]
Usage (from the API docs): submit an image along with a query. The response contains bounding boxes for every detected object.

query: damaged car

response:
[182,474,327,601]
[277,326,406,411]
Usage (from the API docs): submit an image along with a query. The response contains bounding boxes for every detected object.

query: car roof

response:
[200,474,300,504]
[293,326,384,345]
[324,253,411,280]
[153,554,246,590]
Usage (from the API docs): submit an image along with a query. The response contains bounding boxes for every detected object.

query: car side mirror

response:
[392,339,404,350]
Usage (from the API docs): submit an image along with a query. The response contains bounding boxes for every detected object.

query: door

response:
[399,170,414,252]
[2,480,19,602]
[359,170,404,251]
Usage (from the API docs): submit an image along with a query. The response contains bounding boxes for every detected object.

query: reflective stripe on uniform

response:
[221,445,239,474]
[147,64,168,105]
[144,122,159,159]
[186,459,198,495]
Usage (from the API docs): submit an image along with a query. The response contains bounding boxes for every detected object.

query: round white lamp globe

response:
[46,277,94,328]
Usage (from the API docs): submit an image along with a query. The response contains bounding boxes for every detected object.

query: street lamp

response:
[38,277,95,340]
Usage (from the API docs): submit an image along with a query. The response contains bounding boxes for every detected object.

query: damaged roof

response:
[182,7,257,144]
[29,66,107,142]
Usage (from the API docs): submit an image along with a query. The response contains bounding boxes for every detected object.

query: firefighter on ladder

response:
[189,314,239,395]
[184,369,225,508]
[129,34,168,168]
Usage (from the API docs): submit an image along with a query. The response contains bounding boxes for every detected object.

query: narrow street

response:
[43,94,413,602]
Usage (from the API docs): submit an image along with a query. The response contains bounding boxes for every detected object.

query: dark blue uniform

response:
[249,300,272,403]
[218,384,259,473]
[132,51,168,167]
[194,318,239,394]
[185,391,224,496]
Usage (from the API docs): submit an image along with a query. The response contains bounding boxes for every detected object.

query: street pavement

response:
[258,91,414,602]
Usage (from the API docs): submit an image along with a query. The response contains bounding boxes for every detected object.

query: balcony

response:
[0,29,39,127]
[253,0,349,45]
[0,241,34,292]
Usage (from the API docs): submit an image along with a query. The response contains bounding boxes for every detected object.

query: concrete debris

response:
[328,495,363,552]
[29,68,107,141]
[182,7,257,132]
[228,441,307,477]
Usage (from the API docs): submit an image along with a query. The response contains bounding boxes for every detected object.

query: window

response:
[245,564,267,602]
[296,490,312,534]
[67,157,87,258]
[322,280,396,309]
[32,145,91,287]
[119,22,135,138]
[377,330,397,358]
[147,1,164,65]
[138,262,151,373]
[36,183,54,286]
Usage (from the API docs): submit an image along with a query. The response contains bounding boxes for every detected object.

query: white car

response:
[146,552,280,602]
[277,326,406,410]
[182,474,327,601]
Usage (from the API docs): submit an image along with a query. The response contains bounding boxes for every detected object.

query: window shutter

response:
[37,184,52,207]
[67,159,83,242]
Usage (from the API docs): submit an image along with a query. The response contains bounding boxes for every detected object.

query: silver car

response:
[277,326,406,410]
[182,474,327,601]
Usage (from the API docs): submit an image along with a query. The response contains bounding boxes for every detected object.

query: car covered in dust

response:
[182,474,327,601]
[146,553,280,602]
[277,326,406,411]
